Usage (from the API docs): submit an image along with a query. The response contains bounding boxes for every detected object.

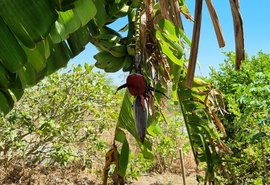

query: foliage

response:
[0,64,122,168]
[208,52,270,184]
[151,102,190,174]
[177,75,231,184]
[0,0,131,114]
[0,64,193,182]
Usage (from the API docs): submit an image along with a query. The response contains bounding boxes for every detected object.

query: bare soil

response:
[0,164,197,185]
[130,172,197,185]
[0,127,198,185]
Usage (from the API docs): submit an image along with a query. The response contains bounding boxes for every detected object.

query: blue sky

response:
[69,1,270,85]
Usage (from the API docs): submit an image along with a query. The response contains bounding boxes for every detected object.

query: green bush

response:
[0,64,122,168]
[209,52,270,184]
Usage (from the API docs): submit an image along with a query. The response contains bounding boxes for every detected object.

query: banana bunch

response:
[94,32,127,57]
[94,50,132,73]
[93,32,133,73]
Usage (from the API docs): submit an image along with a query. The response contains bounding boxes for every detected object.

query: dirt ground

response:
[0,128,198,185]
[0,165,197,185]
[130,172,197,185]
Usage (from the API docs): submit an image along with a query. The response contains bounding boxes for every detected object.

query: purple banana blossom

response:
[133,96,148,142]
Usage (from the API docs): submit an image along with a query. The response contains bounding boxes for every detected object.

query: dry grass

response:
[0,163,100,185]
[0,162,197,185]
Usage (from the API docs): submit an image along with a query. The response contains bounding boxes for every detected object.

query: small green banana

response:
[95,38,127,58]
[122,55,133,72]
[127,44,136,56]
[100,26,122,38]
[108,45,127,57]
[96,40,118,52]
[95,34,121,43]
[94,49,126,72]
[104,56,125,73]
[94,51,114,69]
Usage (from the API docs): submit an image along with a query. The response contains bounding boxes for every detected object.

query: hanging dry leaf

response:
[186,0,203,88]
[229,0,245,70]
[205,0,225,47]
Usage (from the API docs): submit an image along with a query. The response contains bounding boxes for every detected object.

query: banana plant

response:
[98,0,243,184]
[0,0,244,184]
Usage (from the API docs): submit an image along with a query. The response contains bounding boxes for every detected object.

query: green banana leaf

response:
[0,0,58,48]
[0,0,132,115]
[0,0,96,115]
[50,0,96,43]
